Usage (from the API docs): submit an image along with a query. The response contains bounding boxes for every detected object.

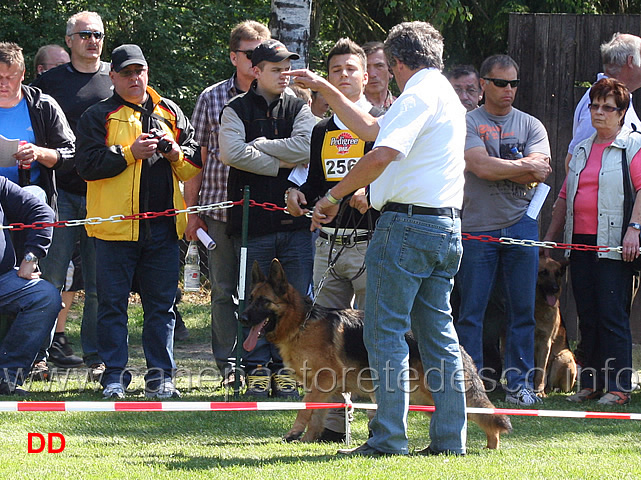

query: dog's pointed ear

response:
[559,258,570,276]
[268,258,289,296]
[252,260,266,286]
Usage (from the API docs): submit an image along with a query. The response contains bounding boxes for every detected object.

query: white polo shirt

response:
[370,68,466,211]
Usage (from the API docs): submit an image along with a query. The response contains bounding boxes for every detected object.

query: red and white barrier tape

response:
[1,401,639,419]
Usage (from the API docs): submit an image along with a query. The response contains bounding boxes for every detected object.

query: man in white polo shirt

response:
[288,21,467,457]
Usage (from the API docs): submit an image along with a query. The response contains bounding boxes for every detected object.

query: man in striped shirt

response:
[185,21,270,386]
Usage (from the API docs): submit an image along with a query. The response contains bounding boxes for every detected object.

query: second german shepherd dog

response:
[241,259,513,449]
[533,256,577,395]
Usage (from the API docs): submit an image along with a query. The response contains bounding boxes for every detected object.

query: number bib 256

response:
[321,129,365,181]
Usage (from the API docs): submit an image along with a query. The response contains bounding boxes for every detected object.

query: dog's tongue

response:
[546,294,557,307]
[243,321,266,352]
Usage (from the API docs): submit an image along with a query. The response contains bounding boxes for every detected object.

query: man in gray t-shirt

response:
[455,55,551,407]
[463,103,550,231]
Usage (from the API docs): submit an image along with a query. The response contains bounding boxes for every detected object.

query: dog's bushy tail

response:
[461,347,513,439]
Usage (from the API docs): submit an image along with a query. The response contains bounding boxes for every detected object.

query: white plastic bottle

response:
[183,241,200,292]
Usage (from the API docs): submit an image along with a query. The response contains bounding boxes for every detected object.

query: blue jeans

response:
[39,189,99,365]
[241,230,313,371]
[0,269,60,386]
[456,214,538,392]
[570,237,633,392]
[94,220,179,389]
[364,211,467,455]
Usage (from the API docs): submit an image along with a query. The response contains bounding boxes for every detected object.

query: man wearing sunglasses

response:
[32,11,113,381]
[455,54,552,407]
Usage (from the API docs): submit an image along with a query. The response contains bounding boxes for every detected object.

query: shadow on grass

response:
[164,452,342,471]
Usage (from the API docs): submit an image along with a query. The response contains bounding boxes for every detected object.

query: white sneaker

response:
[505,387,542,406]
[102,382,125,399]
[145,380,181,399]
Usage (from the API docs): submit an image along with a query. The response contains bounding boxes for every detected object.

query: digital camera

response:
[148,128,172,154]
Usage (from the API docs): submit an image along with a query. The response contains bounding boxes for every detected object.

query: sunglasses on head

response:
[70,30,104,40]
[233,49,253,60]
[483,77,520,88]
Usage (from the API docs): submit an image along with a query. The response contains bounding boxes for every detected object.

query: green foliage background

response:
[2,0,641,115]
[0,0,270,115]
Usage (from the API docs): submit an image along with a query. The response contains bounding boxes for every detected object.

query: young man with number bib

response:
[287,38,381,440]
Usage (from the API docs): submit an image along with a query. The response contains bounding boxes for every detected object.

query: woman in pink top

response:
[544,78,641,406]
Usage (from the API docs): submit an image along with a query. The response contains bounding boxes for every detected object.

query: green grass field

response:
[2,293,640,479]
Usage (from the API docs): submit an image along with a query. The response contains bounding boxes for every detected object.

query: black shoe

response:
[318,428,346,443]
[271,371,300,399]
[415,445,465,456]
[0,381,29,396]
[244,367,271,397]
[337,442,390,457]
[220,370,245,391]
[49,334,84,368]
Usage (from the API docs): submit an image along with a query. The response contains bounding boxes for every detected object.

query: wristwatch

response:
[629,222,641,231]
[24,252,38,264]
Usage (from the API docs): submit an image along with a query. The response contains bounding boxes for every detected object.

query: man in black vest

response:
[219,39,316,397]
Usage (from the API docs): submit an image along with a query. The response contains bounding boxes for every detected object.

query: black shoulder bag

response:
[620,147,641,271]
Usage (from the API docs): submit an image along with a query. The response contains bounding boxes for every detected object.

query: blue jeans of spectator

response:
[0,269,60,386]
[241,229,313,372]
[456,214,538,392]
[94,220,179,389]
[570,236,633,392]
[39,189,99,365]
[364,211,467,455]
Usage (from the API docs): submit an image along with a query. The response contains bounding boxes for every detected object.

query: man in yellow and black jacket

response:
[76,44,201,400]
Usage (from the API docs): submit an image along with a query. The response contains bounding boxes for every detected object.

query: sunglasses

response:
[233,49,253,60]
[70,31,105,40]
[483,77,520,88]
[588,103,621,113]
[118,68,148,78]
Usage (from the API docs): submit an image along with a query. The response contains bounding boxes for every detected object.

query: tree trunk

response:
[270,0,311,68]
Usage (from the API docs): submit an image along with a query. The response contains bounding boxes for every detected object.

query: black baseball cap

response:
[251,39,300,67]
[111,44,147,72]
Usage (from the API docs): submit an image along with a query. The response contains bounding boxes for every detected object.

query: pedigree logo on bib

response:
[321,130,365,181]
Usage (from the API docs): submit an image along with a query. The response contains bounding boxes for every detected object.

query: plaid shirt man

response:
[191,75,239,221]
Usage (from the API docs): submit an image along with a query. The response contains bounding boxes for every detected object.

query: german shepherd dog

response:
[241,259,513,449]
[533,257,577,395]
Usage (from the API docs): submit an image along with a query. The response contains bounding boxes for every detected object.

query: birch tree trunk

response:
[270,0,312,69]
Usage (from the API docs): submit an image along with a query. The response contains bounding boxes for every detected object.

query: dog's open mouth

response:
[243,318,269,352]
[546,294,557,307]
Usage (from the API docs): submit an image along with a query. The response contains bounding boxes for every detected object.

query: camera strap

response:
[120,97,174,133]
